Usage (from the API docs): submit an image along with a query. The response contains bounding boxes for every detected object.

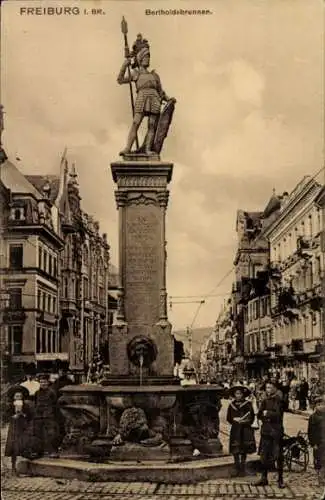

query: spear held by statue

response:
[120,17,139,150]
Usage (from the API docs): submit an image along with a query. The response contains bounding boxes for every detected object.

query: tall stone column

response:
[109,160,174,378]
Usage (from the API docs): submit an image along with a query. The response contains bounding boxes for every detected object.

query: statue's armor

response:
[133,70,162,115]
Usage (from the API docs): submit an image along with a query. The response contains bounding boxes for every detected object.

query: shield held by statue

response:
[153,99,176,154]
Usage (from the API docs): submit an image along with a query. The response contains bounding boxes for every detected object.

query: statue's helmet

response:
[136,47,150,66]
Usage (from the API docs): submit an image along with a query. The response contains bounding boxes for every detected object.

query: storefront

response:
[245,353,271,378]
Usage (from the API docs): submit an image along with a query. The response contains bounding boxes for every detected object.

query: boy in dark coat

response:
[33,373,59,457]
[5,386,33,475]
[227,385,256,477]
[308,394,325,490]
[256,380,285,488]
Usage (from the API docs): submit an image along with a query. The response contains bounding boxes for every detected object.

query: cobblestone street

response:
[1,472,324,500]
[1,405,323,500]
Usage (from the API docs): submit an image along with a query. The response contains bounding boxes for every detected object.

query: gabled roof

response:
[25,175,60,203]
[263,192,281,218]
[0,159,42,199]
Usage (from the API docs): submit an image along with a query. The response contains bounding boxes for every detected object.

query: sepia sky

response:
[1,0,324,333]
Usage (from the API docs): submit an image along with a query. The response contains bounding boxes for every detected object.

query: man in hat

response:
[256,380,285,488]
[33,373,59,457]
[227,385,256,477]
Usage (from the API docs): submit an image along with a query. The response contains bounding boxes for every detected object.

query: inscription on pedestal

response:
[125,205,161,327]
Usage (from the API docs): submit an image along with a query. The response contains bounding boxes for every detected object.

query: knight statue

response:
[118,19,176,157]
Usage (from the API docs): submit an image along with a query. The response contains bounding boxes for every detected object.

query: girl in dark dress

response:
[227,385,256,477]
[5,386,33,475]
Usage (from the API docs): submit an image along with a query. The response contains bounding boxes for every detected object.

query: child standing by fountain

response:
[5,386,33,475]
[227,385,256,477]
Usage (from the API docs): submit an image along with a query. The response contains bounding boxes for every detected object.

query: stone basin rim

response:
[60,384,225,394]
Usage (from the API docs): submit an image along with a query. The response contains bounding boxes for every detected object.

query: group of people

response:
[225,376,325,496]
[4,362,73,475]
[222,372,323,413]
[226,380,286,488]
[3,362,325,497]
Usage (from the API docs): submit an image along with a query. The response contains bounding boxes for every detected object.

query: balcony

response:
[60,298,77,316]
[3,308,26,323]
[36,311,58,325]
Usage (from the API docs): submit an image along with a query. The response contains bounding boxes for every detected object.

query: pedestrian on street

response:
[4,385,33,475]
[280,377,290,412]
[308,394,325,489]
[289,376,299,411]
[32,373,60,458]
[51,360,73,451]
[310,378,323,410]
[256,380,285,489]
[227,385,256,477]
[298,377,309,411]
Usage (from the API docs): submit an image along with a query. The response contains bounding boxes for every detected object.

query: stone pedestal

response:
[109,160,174,378]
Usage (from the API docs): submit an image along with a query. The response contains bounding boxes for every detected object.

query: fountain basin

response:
[58,383,224,462]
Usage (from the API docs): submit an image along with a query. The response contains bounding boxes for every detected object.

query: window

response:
[9,244,23,269]
[41,328,46,353]
[43,250,47,273]
[49,255,52,276]
[36,327,41,353]
[9,326,23,354]
[10,207,25,221]
[84,277,89,300]
[263,331,268,349]
[309,215,313,237]
[38,246,42,269]
[47,330,52,353]
[317,209,321,233]
[261,297,268,317]
[42,292,46,311]
[307,262,313,289]
[53,258,57,277]
[47,295,51,313]
[37,290,41,309]
[99,286,104,305]
[52,330,56,353]
[9,288,22,309]
[53,297,57,314]
[75,278,80,301]
[71,277,75,299]
[64,278,68,299]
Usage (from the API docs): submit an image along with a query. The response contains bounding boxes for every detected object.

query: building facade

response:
[264,176,324,380]
[231,209,270,377]
[0,159,65,378]
[0,154,116,378]
[199,300,234,381]
[210,176,324,383]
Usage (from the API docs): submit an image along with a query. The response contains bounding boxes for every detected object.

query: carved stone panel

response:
[124,204,161,329]
[117,176,166,188]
